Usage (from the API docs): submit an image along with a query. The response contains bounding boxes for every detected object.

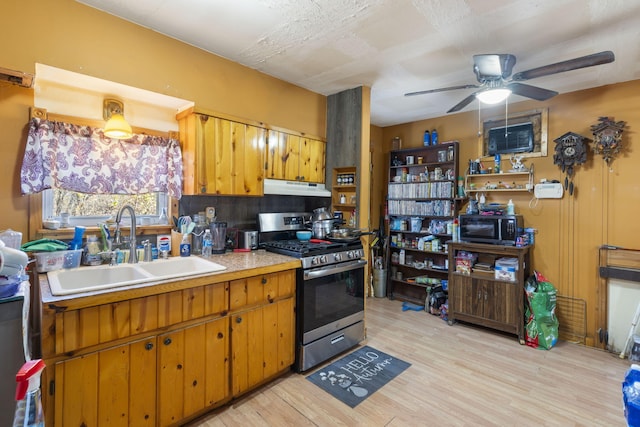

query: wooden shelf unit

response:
[386,141,460,304]
[332,167,357,225]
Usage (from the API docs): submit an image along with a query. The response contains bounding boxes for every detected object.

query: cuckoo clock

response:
[590,116,625,165]
[553,132,588,195]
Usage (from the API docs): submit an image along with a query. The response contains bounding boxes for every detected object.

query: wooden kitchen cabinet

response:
[447,241,530,343]
[39,268,296,426]
[157,317,229,426]
[266,129,326,183]
[178,108,266,195]
[53,337,157,426]
[229,270,296,396]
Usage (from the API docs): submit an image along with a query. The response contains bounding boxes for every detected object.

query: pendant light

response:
[103,98,133,139]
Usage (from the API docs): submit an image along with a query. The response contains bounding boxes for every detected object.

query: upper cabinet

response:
[266,129,326,183]
[178,109,266,196]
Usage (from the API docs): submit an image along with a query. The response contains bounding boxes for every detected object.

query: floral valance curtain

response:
[20,117,183,199]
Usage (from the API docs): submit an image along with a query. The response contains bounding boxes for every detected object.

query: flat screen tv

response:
[487,122,534,155]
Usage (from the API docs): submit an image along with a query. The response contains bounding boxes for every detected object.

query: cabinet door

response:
[194,114,264,195]
[231,297,295,396]
[450,275,483,318]
[300,137,326,183]
[482,280,518,325]
[53,338,156,427]
[265,129,287,180]
[158,317,230,426]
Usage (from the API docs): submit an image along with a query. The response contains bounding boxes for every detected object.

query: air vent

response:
[0,66,34,88]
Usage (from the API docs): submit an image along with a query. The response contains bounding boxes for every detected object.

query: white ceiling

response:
[77,0,640,127]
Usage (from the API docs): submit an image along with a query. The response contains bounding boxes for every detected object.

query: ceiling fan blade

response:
[447,93,478,113]
[404,84,478,97]
[511,51,615,81]
[507,82,558,101]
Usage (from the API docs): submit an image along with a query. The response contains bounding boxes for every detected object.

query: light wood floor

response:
[188,297,630,426]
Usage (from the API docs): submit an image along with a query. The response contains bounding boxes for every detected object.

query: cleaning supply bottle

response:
[202,229,213,257]
[507,199,515,215]
[13,359,45,427]
[423,130,430,146]
[180,233,191,257]
[431,129,438,145]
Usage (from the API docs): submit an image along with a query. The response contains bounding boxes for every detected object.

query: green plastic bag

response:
[524,271,559,349]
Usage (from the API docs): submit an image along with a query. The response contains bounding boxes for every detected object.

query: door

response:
[482,280,518,326]
[53,338,156,427]
[450,275,483,318]
[231,297,295,396]
[195,114,265,195]
[158,317,230,426]
[300,136,326,183]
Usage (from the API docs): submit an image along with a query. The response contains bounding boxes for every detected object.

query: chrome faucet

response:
[115,205,137,263]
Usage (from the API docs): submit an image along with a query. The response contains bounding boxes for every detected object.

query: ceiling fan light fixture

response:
[103,98,133,139]
[476,88,512,104]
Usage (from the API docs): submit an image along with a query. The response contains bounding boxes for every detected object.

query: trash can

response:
[373,269,387,298]
[623,364,640,426]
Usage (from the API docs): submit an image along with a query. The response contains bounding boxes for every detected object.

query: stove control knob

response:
[312,256,320,265]
[333,253,342,261]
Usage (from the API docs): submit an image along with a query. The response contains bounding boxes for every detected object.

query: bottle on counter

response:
[191,214,204,255]
[180,233,191,257]
[202,229,212,257]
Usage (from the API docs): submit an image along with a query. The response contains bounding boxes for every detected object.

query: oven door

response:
[300,259,366,345]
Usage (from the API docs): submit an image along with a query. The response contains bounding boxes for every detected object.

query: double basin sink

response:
[47,256,227,296]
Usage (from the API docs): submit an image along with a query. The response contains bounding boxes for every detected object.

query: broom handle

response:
[620,301,640,359]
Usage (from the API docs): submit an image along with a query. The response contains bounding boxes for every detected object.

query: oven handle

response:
[303,259,367,280]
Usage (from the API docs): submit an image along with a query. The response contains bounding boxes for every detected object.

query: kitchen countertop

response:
[38,249,301,309]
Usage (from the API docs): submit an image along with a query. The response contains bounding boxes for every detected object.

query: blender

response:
[209,222,227,254]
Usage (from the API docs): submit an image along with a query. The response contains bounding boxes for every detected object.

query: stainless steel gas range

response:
[258,212,366,372]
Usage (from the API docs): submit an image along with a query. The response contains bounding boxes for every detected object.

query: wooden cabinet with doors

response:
[229,270,296,396]
[39,267,296,426]
[266,129,326,183]
[447,241,530,343]
[177,107,266,195]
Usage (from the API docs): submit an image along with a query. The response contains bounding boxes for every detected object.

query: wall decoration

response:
[553,132,589,195]
[590,116,626,166]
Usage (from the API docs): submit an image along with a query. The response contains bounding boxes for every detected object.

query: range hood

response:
[263,179,331,197]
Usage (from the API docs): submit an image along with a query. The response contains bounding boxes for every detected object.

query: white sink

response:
[47,257,227,296]
[136,256,227,280]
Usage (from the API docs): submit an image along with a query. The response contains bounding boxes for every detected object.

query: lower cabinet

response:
[447,242,530,343]
[231,297,295,396]
[52,317,229,427]
[41,269,296,426]
[158,317,229,426]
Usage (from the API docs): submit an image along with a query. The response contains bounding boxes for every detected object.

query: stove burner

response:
[262,239,345,255]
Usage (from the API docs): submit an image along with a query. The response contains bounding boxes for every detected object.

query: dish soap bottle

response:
[507,199,515,215]
[180,233,191,257]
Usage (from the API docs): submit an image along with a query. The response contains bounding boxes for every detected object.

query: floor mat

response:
[306,345,411,408]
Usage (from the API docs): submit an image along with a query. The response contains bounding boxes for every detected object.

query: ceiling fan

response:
[405,51,615,113]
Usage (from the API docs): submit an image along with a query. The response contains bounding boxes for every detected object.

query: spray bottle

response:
[14,359,45,427]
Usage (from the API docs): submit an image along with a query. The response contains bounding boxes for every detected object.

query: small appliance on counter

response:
[236,230,258,251]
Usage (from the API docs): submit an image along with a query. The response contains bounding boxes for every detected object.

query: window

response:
[42,189,168,227]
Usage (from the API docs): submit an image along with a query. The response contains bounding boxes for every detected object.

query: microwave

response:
[458,214,523,246]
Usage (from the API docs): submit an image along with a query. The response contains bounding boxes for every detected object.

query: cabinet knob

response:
[236,317,242,324]
[164,337,172,346]
[145,342,154,351]
[261,277,267,285]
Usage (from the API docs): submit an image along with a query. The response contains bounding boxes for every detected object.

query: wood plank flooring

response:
[187,297,630,426]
